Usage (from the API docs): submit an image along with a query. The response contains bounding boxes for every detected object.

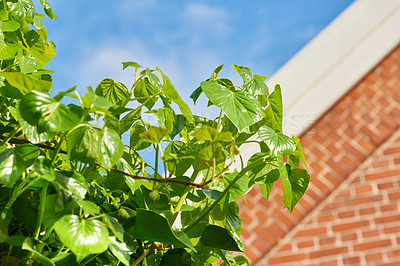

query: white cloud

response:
[181,3,231,37]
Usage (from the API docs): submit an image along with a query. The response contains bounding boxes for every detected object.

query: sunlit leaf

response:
[258,126,296,156]
[201,80,264,132]
[139,125,169,143]
[19,91,82,132]
[157,67,194,124]
[54,215,109,262]
[98,126,124,169]
[95,78,130,107]
[108,236,133,266]
[122,61,142,70]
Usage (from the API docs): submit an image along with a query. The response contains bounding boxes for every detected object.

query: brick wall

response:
[239,43,400,265]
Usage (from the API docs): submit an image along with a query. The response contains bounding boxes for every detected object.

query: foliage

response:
[0,1,310,265]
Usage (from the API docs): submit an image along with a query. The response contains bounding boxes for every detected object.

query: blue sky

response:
[41,0,354,114]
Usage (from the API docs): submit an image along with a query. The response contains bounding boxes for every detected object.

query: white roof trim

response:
[266,0,400,136]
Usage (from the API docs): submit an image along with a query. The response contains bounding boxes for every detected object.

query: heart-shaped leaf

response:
[19,90,82,132]
[258,125,296,156]
[133,209,195,251]
[95,78,130,107]
[98,126,124,169]
[200,225,243,252]
[201,80,264,132]
[67,125,100,164]
[54,215,109,262]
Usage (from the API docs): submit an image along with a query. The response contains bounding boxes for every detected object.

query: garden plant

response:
[0,1,310,265]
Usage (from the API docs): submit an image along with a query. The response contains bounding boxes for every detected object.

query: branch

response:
[1,135,213,188]
[108,167,210,188]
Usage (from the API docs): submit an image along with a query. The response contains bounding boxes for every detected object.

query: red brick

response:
[268,254,306,264]
[388,191,400,200]
[294,227,327,238]
[359,206,377,216]
[319,237,336,246]
[355,184,373,194]
[269,223,286,238]
[277,243,292,252]
[272,208,296,229]
[380,203,398,213]
[377,181,395,190]
[297,240,315,249]
[364,170,400,181]
[343,256,361,264]
[254,225,277,246]
[309,247,348,259]
[362,229,381,238]
[318,214,335,223]
[366,73,379,84]
[341,232,358,242]
[375,214,400,225]
[386,249,400,258]
[365,252,383,261]
[353,239,393,251]
[253,237,270,254]
[383,225,400,234]
[346,195,382,207]
[332,220,370,232]
[338,210,355,219]
[244,247,259,263]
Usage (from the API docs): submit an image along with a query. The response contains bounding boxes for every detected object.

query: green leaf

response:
[129,120,151,150]
[146,68,162,91]
[221,255,249,266]
[39,0,57,20]
[0,21,21,32]
[95,78,130,107]
[133,209,195,251]
[258,126,296,156]
[19,91,82,132]
[278,155,310,212]
[200,225,243,252]
[192,125,232,143]
[157,67,194,124]
[260,183,273,201]
[1,72,51,94]
[292,136,309,171]
[56,171,88,201]
[104,214,125,242]
[67,125,100,164]
[139,125,169,143]
[120,108,141,134]
[22,238,55,266]
[224,172,249,202]
[108,236,133,266]
[0,147,17,187]
[14,144,40,173]
[201,80,264,132]
[98,126,124,169]
[157,107,175,133]
[17,55,39,74]
[134,78,159,110]
[122,61,142,70]
[232,64,269,96]
[268,84,283,132]
[42,194,69,229]
[54,215,109,262]
[7,1,26,23]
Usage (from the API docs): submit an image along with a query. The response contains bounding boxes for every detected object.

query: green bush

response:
[0,1,310,265]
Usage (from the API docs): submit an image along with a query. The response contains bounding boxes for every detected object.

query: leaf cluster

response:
[0,2,310,265]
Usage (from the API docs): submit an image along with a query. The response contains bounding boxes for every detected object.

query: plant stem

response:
[32,182,48,239]
[0,125,21,146]
[183,158,265,233]
[217,110,223,130]
[4,245,12,265]
[170,168,199,224]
